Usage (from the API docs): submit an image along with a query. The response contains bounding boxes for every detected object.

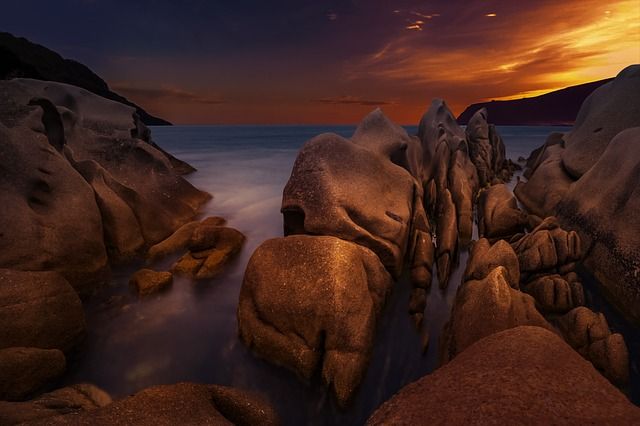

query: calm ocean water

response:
[63,125,639,425]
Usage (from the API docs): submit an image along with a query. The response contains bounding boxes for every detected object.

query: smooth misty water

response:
[62,125,639,424]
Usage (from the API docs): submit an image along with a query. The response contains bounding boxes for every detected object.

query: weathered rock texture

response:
[12,383,280,426]
[129,269,173,296]
[238,235,392,407]
[0,347,65,401]
[367,326,640,425]
[515,65,640,324]
[0,384,112,425]
[0,79,209,293]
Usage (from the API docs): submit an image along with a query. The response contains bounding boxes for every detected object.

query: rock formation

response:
[516,65,640,324]
[0,79,210,292]
[367,327,640,425]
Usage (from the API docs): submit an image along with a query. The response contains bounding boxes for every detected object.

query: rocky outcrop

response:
[8,383,280,426]
[367,326,640,425]
[0,32,170,125]
[129,269,173,296]
[0,384,111,425]
[557,307,629,386]
[515,65,640,324]
[464,238,520,288]
[440,267,552,362]
[0,269,86,353]
[238,235,392,407]
[0,79,209,293]
[477,184,527,242]
[0,347,65,401]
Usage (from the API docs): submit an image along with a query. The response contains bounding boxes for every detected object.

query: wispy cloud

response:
[310,96,395,106]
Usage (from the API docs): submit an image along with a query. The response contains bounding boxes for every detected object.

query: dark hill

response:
[0,32,170,125]
[457,78,613,125]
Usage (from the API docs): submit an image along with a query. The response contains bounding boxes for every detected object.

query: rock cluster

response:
[0,79,210,293]
[515,65,640,324]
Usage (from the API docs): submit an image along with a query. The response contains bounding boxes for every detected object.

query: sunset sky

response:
[2,0,639,124]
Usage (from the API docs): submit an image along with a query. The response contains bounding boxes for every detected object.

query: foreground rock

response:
[515,65,640,324]
[10,383,279,426]
[0,269,86,353]
[0,79,209,292]
[129,269,173,296]
[368,326,640,425]
[238,235,392,407]
[440,267,552,362]
[0,384,111,425]
[0,347,65,401]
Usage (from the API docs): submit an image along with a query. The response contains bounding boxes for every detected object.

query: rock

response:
[367,326,640,425]
[464,239,520,288]
[522,274,584,314]
[448,149,479,246]
[558,127,640,324]
[511,217,582,277]
[173,227,245,280]
[466,108,494,186]
[556,307,630,385]
[14,383,278,426]
[0,79,209,292]
[129,269,173,296]
[0,269,86,353]
[0,347,65,401]
[238,235,392,407]
[562,65,640,178]
[281,112,420,278]
[0,383,111,424]
[440,267,552,363]
[489,124,506,177]
[435,188,457,288]
[515,144,574,218]
[146,220,199,262]
[477,184,527,241]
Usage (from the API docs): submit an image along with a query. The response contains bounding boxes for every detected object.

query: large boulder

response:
[448,149,479,246]
[477,183,527,241]
[0,347,65,401]
[440,267,552,363]
[0,269,86,353]
[0,79,209,291]
[238,235,392,407]
[281,111,420,278]
[0,384,111,425]
[465,108,494,186]
[558,127,640,324]
[367,326,640,425]
[22,383,279,426]
[561,65,640,178]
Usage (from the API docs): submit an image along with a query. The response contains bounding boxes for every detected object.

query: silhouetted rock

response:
[440,267,552,363]
[238,235,392,407]
[0,79,209,291]
[0,347,65,401]
[129,269,173,296]
[0,32,169,125]
[457,78,613,125]
[367,326,640,425]
[0,269,86,354]
[0,384,111,425]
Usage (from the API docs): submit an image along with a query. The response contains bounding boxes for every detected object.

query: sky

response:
[2,0,639,124]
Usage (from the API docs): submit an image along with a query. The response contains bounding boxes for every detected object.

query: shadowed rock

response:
[478,184,527,241]
[238,235,392,407]
[0,384,111,425]
[466,108,494,186]
[448,149,479,246]
[522,274,584,314]
[440,267,552,363]
[0,269,86,354]
[464,239,520,288]
[0,347,65,401]
[2,383,279,426]
[0,79,209,291]
[367,326,640,425]
[557,307,629,386]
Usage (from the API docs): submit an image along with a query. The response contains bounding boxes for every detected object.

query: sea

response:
[62,125,639,425]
